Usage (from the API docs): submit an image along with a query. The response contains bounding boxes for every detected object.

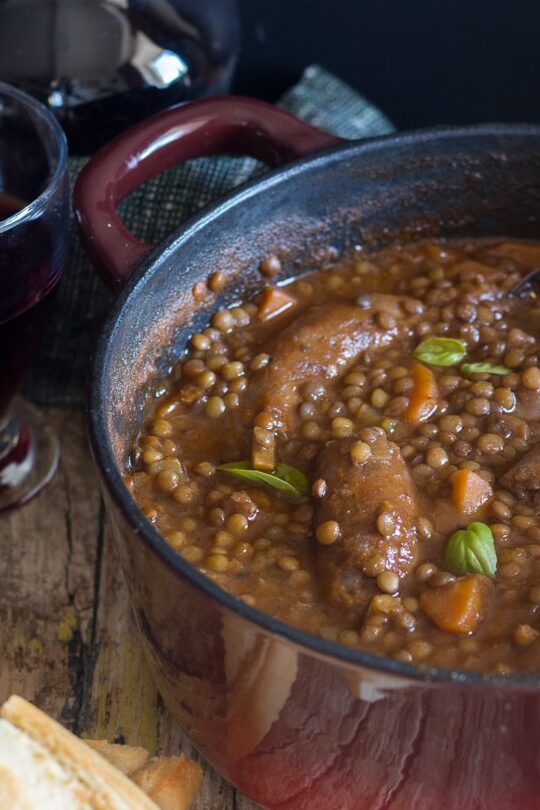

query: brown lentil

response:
[206,553,229,572]
[142,448,163,465]
[226,513,249,534]
[425,447,448,468]
[174,483,198,504]
[376,509,396,537]
[377,570,400,594]
[521,366,540,389]
[371,388,390,408]
[430,571,456,587]
[350,441,372,464]
[278,556,300,572]
[417,517,433,541]
[514,624,539,647]
[416,562,436,582]
[477,433,505,454]
[250,353,271,371]
[215,310,238,333]
[311,478,327,498]
[259,255,282,277]
[182,546,204,563]
[316,521,341,545]
[208,270,226,292]
[155,469,180,493]
[331,417,354,438]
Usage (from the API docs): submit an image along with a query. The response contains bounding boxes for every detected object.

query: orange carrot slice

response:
[257,287,297,321]
[404,363,439,424]
[420,574,492,634]
[452,469,493,515]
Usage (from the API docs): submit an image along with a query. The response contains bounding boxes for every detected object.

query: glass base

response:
[0,398,59,514]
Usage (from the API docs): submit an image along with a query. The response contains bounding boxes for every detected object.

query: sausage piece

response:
[314,431,419,612]
[515,388,540,422]
[500,443,540,495]
[249,295,420,434]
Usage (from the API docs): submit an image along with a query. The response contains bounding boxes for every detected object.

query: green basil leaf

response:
[413,337,467,367]
[444,521,497,578]
[461,361,510,376]
[274,463,310,495]
[219,460,309,496]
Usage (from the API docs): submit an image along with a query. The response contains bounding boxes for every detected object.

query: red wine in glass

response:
[0,193,59,418]
[0,191,23,219]
[0,84,69,512]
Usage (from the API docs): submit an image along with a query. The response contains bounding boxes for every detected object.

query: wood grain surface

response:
[0,408,259,810]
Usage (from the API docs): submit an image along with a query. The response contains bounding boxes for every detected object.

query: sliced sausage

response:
[314,431,419,612]
[248,295,421,434]
[500,443,540,495]
[515,388,540,422]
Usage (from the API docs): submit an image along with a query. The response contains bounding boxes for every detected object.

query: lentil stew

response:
[126,239,540,675]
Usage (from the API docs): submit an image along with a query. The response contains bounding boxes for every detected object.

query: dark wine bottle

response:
[0,0,240,155]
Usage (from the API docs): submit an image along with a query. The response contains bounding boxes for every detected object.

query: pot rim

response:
[89,122,540,690]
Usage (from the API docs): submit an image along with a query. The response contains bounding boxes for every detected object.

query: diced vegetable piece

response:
[251,426,277,472]
[404,363,439,424]
[452,469,493,515]
[420,574,493,634]
[257,287,297,321]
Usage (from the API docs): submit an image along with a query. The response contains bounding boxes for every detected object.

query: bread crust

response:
[1,696,158,810]
[132,756,203,810]
[85,740,150,776]
[87,740,203,810]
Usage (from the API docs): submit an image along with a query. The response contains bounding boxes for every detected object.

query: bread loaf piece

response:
[0,696,202,810]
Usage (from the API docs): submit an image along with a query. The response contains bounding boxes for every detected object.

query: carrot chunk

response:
[452,469,493,516]
[420,574,493,634]
[257,287,297,321]
[404,363,439,424]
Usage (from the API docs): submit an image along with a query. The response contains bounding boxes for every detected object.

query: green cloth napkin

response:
[25,64,394,406]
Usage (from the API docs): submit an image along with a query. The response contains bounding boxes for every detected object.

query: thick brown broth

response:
[126,239,540,675]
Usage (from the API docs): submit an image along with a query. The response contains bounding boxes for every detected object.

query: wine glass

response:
[0,0,240,155]
[0,82,69,513]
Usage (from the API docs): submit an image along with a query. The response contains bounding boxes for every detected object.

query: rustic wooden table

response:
[0,408,258,810]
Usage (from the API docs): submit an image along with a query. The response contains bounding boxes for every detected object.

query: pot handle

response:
[73,96,344,292]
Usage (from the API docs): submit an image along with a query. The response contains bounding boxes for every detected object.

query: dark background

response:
[234,0,540,129]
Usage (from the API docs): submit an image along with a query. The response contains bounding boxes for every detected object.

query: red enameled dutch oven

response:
[74,98,540,810]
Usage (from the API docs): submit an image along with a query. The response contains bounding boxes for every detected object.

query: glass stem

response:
[0,409,32,490]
